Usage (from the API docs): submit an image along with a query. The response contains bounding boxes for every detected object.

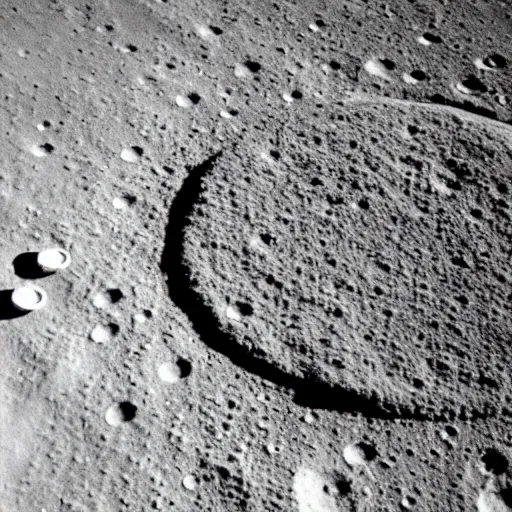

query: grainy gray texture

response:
[0,1,511,511]
[182,98,512,419]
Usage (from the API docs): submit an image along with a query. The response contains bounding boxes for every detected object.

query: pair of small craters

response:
[10,248,71,312]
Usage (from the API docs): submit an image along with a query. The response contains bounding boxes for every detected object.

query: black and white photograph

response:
[0,1,511,510]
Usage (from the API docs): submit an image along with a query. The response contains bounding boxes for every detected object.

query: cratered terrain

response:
[175,97,512,420]
[0,0,512,511]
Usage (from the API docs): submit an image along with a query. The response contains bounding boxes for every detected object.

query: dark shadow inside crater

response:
[13,252,52,279]
[0,289,30,320]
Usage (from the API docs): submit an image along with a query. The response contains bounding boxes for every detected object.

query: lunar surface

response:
[179,98,512,418]
[1,0,512,511]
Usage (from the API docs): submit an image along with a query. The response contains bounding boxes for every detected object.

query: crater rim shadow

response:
[13,252,53,279]
[0,289,30,320]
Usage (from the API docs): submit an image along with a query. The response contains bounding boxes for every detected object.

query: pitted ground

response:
[182,98,512,418]
[0,0,512,510]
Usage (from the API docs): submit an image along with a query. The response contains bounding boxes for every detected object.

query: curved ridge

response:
[159,151,504,423]
[342,92,512,131]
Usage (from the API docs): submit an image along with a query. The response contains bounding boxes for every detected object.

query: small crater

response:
[451,255,470,269]
[105,401,137,426]
[30,143,54,157]
[220,109,239,119]
[107,289,123,303]
[380,58,396,70]
[283,90,303,102]
[90,323,119,343]
[401,496,417,509]
[182,474,198,491]
[412,378,425,389]
[120,146,143,163]
[418,32,443,45]
[37,120,52,131]
[497,183,508,194]
[113,195,137,210]
[235,301,253,316]
[158,358,192,383]
[294,466,352,512]
[244,60,261,73]
[343,442,378,466]
[404,69,427,84]
[120,44,137,53]
[483,53,507,69]
[176,93,201,107]
[134,309,153,323]
[234,61,261,77]
[441,425,459,440]
[93,288,124,308]
[197,25,223,39]
[358,198,370,210]
[456,75,488,95]
[364,59,393,80]
[454,295,468,305]
[478,488,512,511]
[481,449,509,475]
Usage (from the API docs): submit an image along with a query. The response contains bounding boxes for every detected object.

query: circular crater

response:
[11,285,48,311]
[181,99,512,417]
[105,401,137,426]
